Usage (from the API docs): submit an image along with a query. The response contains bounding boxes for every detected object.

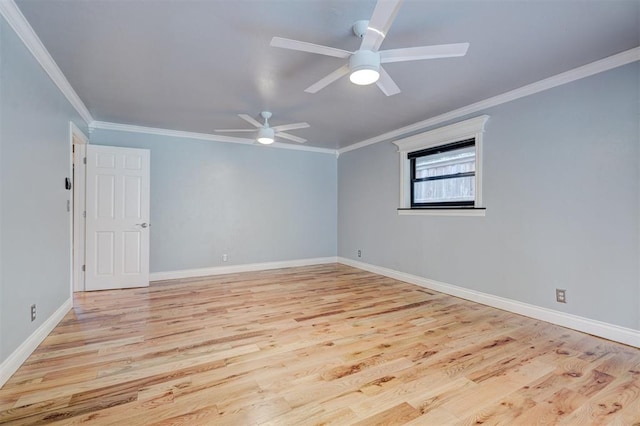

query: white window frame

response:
[392,115,489,216]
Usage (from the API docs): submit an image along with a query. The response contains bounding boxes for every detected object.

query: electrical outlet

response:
[30,304,36,322]
[556,289,567,303]
[357,249,362,258]
[222,253,228,262]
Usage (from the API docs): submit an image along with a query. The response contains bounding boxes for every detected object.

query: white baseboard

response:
[0,298,73,388]
[338,257,640,348]
[150,257,339,281]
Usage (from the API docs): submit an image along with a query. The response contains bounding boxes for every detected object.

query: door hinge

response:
[82,265,85,272]
[83,211,86,218]
[83,157,87,164]
[67,200,71,212]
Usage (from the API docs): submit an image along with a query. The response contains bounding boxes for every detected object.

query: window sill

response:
[397,208,486,217]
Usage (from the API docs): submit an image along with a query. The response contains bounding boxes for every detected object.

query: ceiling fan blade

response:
[376,66,400,96]
[304,63,350,93]
[214,129,255,133]
[272,122,310,132]
[276,132,307,143]
[380,43,470,63]
[238,114,263,128]
[271,37,351,59]
[360,0,404,51]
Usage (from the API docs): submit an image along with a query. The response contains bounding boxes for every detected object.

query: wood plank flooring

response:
[1,264,639,425]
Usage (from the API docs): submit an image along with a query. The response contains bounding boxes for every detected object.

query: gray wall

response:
[339,63,640,330]
[0,16,87,362]
[90,130,338,273]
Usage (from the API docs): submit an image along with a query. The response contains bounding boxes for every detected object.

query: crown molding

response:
[89,120,255,144]
[269,141,338,155]
[339,46,640,155]
[89,121,338,155]
[0,0,93,124]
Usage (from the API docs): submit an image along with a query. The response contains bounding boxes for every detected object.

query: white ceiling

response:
[14,0,640,150]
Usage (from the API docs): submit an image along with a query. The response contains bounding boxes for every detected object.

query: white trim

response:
[70,123,88,293]
[338,47,640,155]
[0,298,72,388]
[338,257,640,348]
[397,208,486,217]
[89,121,254,144]
[70,122,88,144]
[269,141,338,155]
[150,257,338,281]
[393,115,490,153]
[393,115,488,211]
[0,1,93,124]
[72,143,86,293]
[89,121,338,156]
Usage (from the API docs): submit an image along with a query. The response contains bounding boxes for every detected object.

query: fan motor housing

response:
[350,50,381,85]
[257,127,275,144]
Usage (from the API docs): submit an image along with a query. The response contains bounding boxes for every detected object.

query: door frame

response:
[70,122,88,295]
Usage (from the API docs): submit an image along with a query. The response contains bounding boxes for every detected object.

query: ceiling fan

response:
[215,111,310,144]
[270,0,469,96]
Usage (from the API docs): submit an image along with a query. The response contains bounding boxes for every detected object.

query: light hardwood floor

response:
[1,264,639,425]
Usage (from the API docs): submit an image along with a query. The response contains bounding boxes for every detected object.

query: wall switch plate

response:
[556,289,567,303]
[222,254,228,262]
[357,250,361,258]
[30,304,36,321]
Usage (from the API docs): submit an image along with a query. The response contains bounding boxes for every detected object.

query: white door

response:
[85,145,150,291]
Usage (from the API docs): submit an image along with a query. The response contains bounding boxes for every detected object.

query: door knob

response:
[136,223,149,228]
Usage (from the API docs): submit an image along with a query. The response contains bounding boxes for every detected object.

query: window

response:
[409,139,476,207]
[393,115,489,216]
